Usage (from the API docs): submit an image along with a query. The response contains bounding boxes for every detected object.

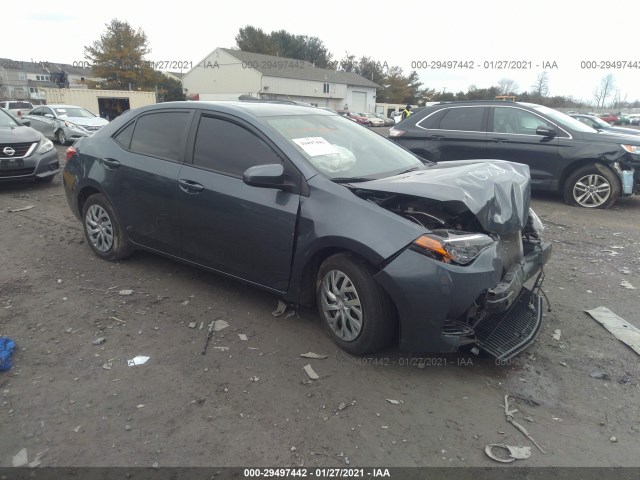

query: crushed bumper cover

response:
[373,240,551,355]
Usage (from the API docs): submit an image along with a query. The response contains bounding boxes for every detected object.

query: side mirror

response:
[44,114,54,119]
[536,126,556,138]
[20,119,31,127]
[243,164,286,189]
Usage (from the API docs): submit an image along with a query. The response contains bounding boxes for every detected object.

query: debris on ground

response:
[618,374,631,385]
[502,395,545,453]
[28,448,49,468]
[127,356,150,366]
[303,364,319,380]
[12,448,28,467]
[213,319,229,332]
[620,281,636,290]
[189,322,197,329]
[8,205,35,213]
[119,289,133,296]
[0,337,17,371]
[285,310,297,319]
[92,337,106,345]
[590,371,610,380]
[300,352,328,359]
[586,307,640,356]
[73,426,82,432]
[558,361,569,368]
[610,436,618,443]
[238,334,248,341]
[272,301,288,317]
[484,444,531,463]
[552,329,562,341]
[337,400,356,412]
[386,399,401,405]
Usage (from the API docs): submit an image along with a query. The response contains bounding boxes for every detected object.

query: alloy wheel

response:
[85,204,114,252]
[320,270,363,341]
[572,174,611,207]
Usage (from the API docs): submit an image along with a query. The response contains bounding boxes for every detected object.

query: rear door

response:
[416,106,488,161]
[486,106,560,189]
[101,109,194,255]
[177,112,301,291]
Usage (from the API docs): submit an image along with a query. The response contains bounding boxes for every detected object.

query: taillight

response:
[389,128,406,137]
[65,146,77,161]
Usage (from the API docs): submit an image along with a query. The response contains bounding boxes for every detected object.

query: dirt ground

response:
[1,144,639,468]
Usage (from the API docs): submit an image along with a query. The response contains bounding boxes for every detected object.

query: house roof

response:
[164,71,184,79]
[0,58,95,77]
[219,49,379,88]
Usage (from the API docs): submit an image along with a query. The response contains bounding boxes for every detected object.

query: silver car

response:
[24,104,109,145]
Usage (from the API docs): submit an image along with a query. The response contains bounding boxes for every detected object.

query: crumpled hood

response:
[355,159,531,235]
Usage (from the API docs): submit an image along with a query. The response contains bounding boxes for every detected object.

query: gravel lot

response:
[1,143,639,468]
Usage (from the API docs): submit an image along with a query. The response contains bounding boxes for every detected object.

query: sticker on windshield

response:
[292,137,340,157]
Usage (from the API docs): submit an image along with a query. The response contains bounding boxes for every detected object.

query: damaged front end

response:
[354,160,552,359]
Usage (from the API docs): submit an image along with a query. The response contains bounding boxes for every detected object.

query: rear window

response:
[438,107,485,132]
[129,112,191,162]
[8,102,33,110]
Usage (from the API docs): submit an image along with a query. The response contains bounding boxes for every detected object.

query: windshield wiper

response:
[331,176,374,183]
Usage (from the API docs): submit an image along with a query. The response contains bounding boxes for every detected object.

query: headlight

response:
[64,121,86,132]
[621,144,640,154]
[528,208,544,234]
[412,230,496,265]
[37,138,54,154]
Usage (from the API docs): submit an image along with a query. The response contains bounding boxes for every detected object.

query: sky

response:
[6,0,640,104]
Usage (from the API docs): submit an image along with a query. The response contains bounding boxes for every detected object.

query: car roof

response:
[45,104,88,109]
[136,101,333,118]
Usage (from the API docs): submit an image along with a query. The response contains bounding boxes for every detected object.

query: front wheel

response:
[316,253,396,355]
[563,164,620,209]
[82,193,133,260]
[56,129,68,145]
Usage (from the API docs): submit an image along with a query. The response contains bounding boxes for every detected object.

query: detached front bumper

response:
[373,240,552,356]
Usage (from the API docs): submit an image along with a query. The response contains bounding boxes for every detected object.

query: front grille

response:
[474,287,543,360]
[0,142,36,158]
[0,167,36,178]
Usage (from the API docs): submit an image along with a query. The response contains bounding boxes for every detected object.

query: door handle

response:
[103,158,121,169]
[490,137,508,143]
[178,179,204,193]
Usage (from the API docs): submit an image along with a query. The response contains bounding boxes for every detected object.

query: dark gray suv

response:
[390,101,640,208]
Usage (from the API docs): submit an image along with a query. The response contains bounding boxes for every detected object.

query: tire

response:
[316,253,396,355]
[82,193,133,260]
[56,129,68,145]
[563,163,620,209]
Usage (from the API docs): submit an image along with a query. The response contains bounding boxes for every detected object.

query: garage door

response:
[352,91,367,112]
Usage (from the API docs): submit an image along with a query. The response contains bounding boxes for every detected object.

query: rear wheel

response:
[82,193,133,260]
[316,253,396,355]
[563,164,620,209]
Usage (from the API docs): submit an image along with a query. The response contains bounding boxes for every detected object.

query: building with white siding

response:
[182,48,379,112]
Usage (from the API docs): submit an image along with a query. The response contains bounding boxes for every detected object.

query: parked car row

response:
[390,100,640,209]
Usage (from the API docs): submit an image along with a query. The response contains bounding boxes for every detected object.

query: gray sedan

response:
[25,104,109,145]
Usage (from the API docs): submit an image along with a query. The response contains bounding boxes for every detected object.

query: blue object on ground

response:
[0,337,16,371]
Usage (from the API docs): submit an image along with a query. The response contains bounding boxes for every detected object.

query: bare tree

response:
[531,71,549,99]
[497,78,519,95]
[593,74,615,110]
[612,89,628,110]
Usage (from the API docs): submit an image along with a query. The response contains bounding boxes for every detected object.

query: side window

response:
[113,122,135,149]
[492,107,518,133]
[30,108,43,117]
[416,109,446,129]
[439,107,484,132]
[515,110,553,134]
[192,116,282,177]
[130,112,191,162]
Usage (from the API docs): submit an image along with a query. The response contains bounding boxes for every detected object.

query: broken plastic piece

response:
[0,337,16,371]
[12,448,28,467]
[127,356,150,366]
[386,399,401,405]
[586,307,640,356]
[238,334,248,341]
[300,352,328,359]
[8,205,35,213]
[484,444,531,463]
[303,364,319,380]
[272,300,288,317]
[552,329,561,341]
[213,320,229,332]
[119,289,133,296]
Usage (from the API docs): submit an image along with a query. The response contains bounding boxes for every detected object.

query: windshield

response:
[0,109,21,127]
[530,105,597,133]
[589,116,611,128]
[265,114,425,180]
[54,107,96,118]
